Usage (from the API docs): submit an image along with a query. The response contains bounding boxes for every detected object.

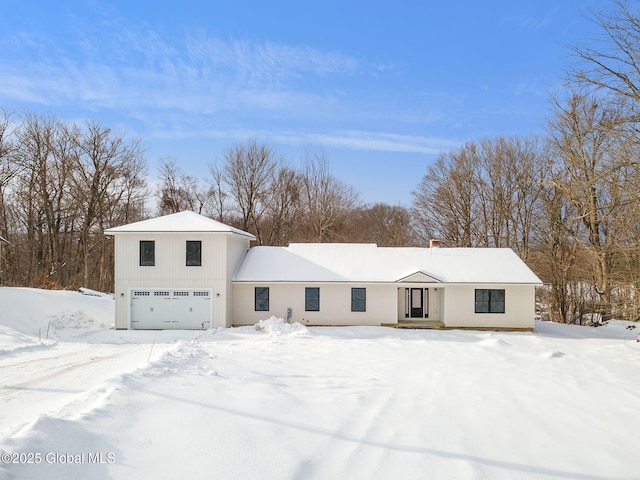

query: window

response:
[186,241,202,266]
[351,288,366,312]
[255,287,269,312]
[305,287,320,311]
[475,289,505,314]
[139,240,155,266]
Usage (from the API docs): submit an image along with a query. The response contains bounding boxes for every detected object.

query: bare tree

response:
[476,136,547,258]
[413,137,548,254]
[300,150,360,242]
[533,166,580,323]
[546,91,636,320]
[157,158,208,215]
[0,113,148,290]
[0,110,18,284]
[351,203,417,246]
[572,1,640,119]
[263,165,301,245]
[205,163,230,223]
[223,140,278,244]
[412,142,482,247]
[73,121,147,289]
[13,113,75,286]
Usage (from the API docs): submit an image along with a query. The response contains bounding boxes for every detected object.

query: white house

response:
[106,211,542,331]
[105,211,255,330]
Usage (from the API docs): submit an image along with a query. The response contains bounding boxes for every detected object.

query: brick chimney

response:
[430,238,440,248]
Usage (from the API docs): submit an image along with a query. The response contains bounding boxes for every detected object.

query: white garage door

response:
[130,289,212,330]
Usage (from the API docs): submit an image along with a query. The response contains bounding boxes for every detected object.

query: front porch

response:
[396,286,443,325]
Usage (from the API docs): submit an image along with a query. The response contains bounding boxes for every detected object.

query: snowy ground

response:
[0,287,639,480]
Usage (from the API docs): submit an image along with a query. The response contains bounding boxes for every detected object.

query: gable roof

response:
[396,271,442,283]
[233,243,542,284]
[104,211,255,239]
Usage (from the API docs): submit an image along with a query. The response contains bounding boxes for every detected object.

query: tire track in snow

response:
[0,343,171,439]
[0,353,119,397]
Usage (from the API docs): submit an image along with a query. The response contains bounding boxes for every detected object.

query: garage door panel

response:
[131,289,212,330]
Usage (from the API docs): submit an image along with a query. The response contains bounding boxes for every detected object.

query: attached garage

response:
[130,289,212,330]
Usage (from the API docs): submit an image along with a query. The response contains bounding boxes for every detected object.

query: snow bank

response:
[0,287,115,354]
[535,318,640,340]
[254,316,309,337]
[138,339,219,378]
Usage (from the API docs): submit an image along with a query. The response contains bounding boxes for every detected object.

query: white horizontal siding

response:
[232,283,396,326]
[443,284,535,329]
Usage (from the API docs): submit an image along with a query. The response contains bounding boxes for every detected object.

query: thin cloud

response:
[149,125,459,156]
[296,130,459,154]
[501,7,559,30]
[0,22,363,117]
[185,32,361,85]
[0,13,438,159]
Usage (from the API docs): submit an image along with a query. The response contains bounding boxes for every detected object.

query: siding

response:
[232,283,396,326]
[113,232,250,329]
[223,237,251,327]
[443,284,535,329]
[232,282,534,329]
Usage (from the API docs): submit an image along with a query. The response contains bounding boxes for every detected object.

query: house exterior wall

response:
[430,288,442,321]
[224,238,251,327]
[232,282,535,329]
[232,283,397,326]
[112,232,250,329]
[442,284,535,330]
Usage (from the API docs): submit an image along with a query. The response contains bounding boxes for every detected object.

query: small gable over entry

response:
[396,271,441,283]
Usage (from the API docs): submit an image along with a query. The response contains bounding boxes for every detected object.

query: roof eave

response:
[232,279,544,285]
[104,229,255,240]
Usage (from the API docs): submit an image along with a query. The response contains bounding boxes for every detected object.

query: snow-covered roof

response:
[105,211,255,239]
[233,243,542,284]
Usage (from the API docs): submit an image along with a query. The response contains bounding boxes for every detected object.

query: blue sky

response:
[0,0,604,206]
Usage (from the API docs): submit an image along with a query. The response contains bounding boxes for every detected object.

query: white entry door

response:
[130,289,212,329]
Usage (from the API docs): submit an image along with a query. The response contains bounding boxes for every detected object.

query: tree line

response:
[155,144,415,247]
[414,1,640,323]
[0,118,416,292]
[0,113,147,292]
[0,1,639,324]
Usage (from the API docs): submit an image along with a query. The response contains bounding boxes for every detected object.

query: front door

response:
[410,288,424,318]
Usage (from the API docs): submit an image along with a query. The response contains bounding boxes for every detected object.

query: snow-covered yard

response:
[0,287,639,480]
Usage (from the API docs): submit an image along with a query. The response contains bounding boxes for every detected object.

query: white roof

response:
[233,243,542,284]
[105,211,255,239]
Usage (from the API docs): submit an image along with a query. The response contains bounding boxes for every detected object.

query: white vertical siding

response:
[112,232,250,329]
[223,237,250,327]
